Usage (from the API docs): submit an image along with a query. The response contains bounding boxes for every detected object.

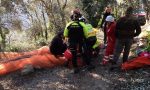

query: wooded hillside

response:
[0,0,150,51]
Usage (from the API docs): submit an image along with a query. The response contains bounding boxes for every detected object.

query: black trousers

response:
[85,36,97,51]
[113,38,133,63]
[69,41,91,68]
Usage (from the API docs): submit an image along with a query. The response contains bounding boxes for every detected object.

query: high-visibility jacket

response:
[86,24,96,38]
[86,24,101,49]
[64,21,88,39]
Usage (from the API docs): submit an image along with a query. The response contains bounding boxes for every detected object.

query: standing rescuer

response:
[64,10,94,74]
[111,7,141,68]
[102,15,116,65]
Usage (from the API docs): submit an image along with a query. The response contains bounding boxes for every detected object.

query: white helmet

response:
[105,15,114,22]
[79,16,86,22]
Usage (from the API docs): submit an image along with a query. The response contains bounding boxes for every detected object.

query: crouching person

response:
[84,24,100,58]
[49,31,67,57]
[79,17,101,57]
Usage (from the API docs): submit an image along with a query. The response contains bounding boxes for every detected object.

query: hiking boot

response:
[102,56,109,65]
[109,61,117,71]
[109,66,115,71]
[102,60,109,65]
[63,61,69,67]
[123,60,127,63]
[87,65,95,71]
[109,64,121,71]
[109,60,117,65]
[73,68,80,74]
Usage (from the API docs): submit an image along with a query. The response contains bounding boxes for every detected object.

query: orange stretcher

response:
[122,56,150,70]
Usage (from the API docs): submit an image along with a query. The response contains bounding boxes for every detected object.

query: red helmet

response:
[72,9,80,15]
[71,8,82,21]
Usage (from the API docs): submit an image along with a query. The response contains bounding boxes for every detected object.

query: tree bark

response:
[41,3,48,40]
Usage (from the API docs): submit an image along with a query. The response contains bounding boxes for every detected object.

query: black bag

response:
[67,21,84,42]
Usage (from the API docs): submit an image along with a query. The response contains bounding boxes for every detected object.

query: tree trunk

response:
[57,0,66,28]
[34,9,43,38]
[0,27,6,51]
[81,0,106,27]
[0,17,6,51]
[41,3,48,40]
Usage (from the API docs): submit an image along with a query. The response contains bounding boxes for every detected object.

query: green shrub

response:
[35,38,47,46]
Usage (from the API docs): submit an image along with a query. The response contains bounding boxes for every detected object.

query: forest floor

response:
[0,21,150,90]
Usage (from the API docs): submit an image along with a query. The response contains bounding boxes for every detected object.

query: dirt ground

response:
[0,22,150,90]
[0,60,150,90]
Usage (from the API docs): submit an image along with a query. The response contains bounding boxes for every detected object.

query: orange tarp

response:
[0,46,68,76]
[0,47,87,76]
[122,56,150,70]
[0,46,50,60]
[0,54,67,75]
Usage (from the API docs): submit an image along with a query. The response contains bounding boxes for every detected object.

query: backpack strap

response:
[76,21,83,28]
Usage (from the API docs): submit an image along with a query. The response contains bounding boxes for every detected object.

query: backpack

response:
[67,21,84,42]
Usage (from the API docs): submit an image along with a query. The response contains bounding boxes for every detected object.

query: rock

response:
[118,77,127,82]
[21,64,34,75]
